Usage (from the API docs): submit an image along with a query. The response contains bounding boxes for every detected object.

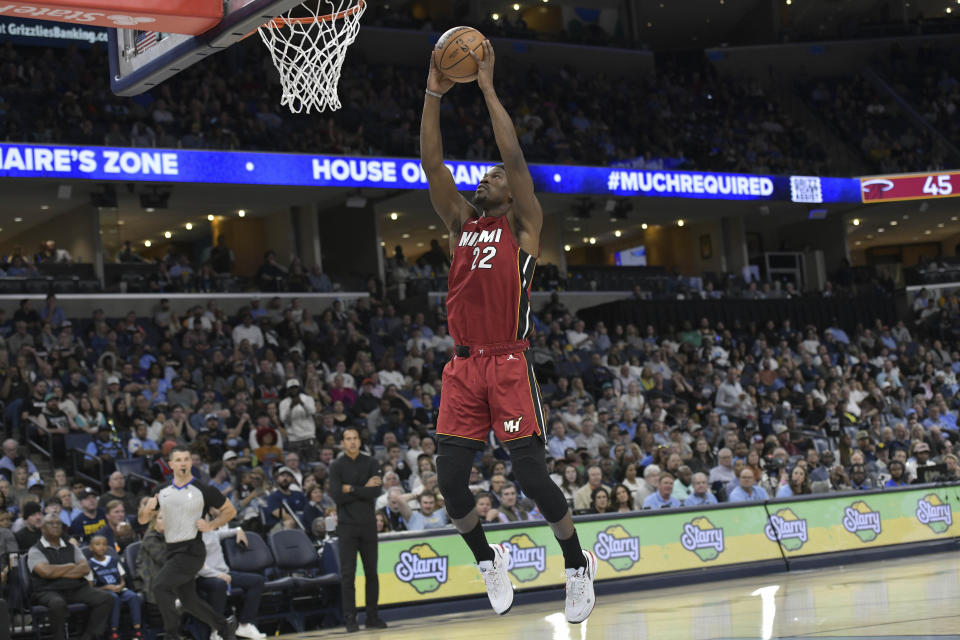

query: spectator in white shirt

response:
[429,324,454,354]
[715,369,744,417]
[325,360,356,390]
[232,314,264,350]
[377,359,405,389]
[405,329,431,353]
[196,516,267,640]
[574,419,607,458]
[184,306,213,332]
[565,319,591,351]
[278,379,317,461]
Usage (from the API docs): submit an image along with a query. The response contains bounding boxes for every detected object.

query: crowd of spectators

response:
[1,15,958,178]
[0,235,338,295]
[0,272,951,633]
[801,39,960,174]
[0,38,828,175]
[0,242,74,278]
[806,74,950,174]
[366,4,631,48]
[385,238,893,303]
[875,43,960,165]
[115,239,336,294]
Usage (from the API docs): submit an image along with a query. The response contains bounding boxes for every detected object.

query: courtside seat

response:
[18,553,88,640]
[224,532,301,631]
[267,529,339,588]
[223,532,293,591]
[266,530,341,629]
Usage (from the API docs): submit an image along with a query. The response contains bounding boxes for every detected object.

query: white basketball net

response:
[258,0,366,114]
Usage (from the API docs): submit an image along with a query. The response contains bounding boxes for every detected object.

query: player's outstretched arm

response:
[472,40,543,233]
[421,57,473,234]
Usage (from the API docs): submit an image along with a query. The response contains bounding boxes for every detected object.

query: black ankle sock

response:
[557,530,587,569]
[462,521,495,563]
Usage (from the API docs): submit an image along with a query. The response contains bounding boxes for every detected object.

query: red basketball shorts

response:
[437,343,546,450]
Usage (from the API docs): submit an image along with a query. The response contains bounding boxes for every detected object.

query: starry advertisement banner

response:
[765,485,959,558]
[356,504,777,607]
[0,143,862,202]
[353,485,959,607]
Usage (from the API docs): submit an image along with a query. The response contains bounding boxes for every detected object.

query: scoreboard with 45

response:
[861,172,957,203]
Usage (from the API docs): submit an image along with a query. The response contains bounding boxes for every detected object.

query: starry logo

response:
[593,525,640,571]
[764,508,809,551]
[501,534,547,583]
[680,517,725,562]
[916,494,952,534]
[393,543,448,594]
[842,501,882,542]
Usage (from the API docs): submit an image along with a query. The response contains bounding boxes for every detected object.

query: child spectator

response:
[87,534,143,640]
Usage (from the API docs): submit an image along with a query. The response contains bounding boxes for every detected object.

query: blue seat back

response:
[268,529,319,572]
[124,541,141,584]
[116,457,146,477]
[223,531,274,574]
[64,433,92,451]
[17,553,32,596]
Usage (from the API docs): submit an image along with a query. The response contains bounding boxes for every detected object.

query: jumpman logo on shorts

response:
[506,354,518,360]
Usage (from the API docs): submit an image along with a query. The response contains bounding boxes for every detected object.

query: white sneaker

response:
[564,549,597,624]
[477,543,514,615]
[236,623,266,639]
[211,632,222,640]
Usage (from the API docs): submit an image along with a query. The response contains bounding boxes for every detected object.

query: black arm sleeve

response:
[198,481,227,512]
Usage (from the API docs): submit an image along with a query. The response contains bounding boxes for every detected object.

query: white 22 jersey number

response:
[471,246,496,270]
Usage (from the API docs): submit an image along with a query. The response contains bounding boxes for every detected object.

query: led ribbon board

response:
[861,171,960,203]
[0,143,861,202]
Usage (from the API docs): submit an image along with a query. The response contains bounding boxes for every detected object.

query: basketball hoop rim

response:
[260,0,364,28]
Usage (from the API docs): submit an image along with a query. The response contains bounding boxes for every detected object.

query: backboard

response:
[107,0,304,97]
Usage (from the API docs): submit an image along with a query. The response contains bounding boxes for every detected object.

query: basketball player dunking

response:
[421,40,597,623]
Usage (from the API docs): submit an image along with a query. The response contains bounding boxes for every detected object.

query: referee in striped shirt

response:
[138,445,238,640]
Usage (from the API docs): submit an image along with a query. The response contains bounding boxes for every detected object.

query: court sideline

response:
[290,552,960,639]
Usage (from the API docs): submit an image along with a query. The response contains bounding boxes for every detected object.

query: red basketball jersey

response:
[446,214,536,346]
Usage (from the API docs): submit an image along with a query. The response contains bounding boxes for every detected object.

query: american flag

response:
[135,30,158,54]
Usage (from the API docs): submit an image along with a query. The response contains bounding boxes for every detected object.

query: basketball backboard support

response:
[108,0,303,97]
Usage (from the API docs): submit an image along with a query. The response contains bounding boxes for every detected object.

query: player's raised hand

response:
[471,40,495,93]
[427,55,455,96]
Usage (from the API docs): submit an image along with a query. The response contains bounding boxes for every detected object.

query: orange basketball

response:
[433,26,485,83]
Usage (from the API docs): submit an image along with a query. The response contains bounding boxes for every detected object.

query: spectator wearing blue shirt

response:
[126,421,160,459]
[405,492,448,530]
[0,439,38,479]
[69,488,113,546]
[85,425,125,477]
[546,422,576,460]
[642,473,681,510]
[265,466,306,527]
[39,293,66,329]
[884,460,909,488]
[848,464,874,491]
[727,468,769,503]
[141,378,168,409]
[54,488,81,527]
[775,465,811,498]
[923,406,956,432]
[87,533,143,639]
[826,323,850,345]
[683,472,718,507]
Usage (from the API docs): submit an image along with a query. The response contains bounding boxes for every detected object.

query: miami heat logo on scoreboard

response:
[861,171,957,203]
